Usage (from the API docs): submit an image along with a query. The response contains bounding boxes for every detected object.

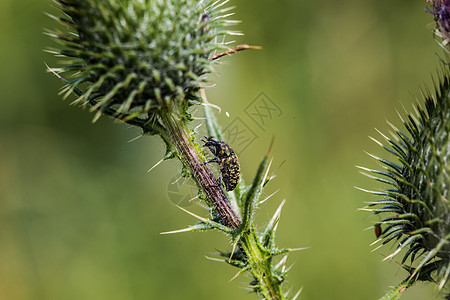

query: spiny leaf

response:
[260,200,285,250]
[241,154,272,232]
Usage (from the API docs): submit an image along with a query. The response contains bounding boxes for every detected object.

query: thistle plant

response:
[45,0,301,299]
[360,1,450,298]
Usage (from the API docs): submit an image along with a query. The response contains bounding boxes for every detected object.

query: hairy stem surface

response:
[241,233,285,300]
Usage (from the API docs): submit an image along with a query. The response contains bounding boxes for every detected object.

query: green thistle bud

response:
[46,0,234,121]
[360,70,450,292]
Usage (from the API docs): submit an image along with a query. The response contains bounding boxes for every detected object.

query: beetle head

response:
[201,136,221,156]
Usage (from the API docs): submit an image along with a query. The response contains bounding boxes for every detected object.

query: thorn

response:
[386,121,400,137]
[92,111,102,123]
[215,12,236,20]
[363,151,382,162]
[292,287,303,300]
[200,88,221,113]
[285,262,295,274]
[374,128,389,142]
[160,227,193,235]
[228,267,248,283]
[358,171,376,180]
[127,134,143,143]
[287,247,311,252]
[187,194,200,204]
[363,225,374,232]
[370,238,383,247]
[382,247,402,261]
[266,136,275,156]
[206,0,223,11]
[204,255,226,263]
[208,0,230,11]
[259,189,280,205]
[175,205,208,223]
[273,254,288,271]
[229,241,239,263]
[354,186,372,193]
[369,135,383,147]
[262,158,273,187]
[267,160,286,182]
[45,62,67,83]
[193,123,203,134]
[173,205,234,234]
[261,199,286,242]
[371,243,384,252]
[44,12,59,22]
[200,101,222,113]
[171,174,184,185]
[357,207,374,212]
[147,157,165,173]
[355,165,371,172]
[272,199,286,221]
[362,200,384,205]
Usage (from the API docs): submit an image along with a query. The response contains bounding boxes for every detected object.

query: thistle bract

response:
[361,71,450,290]
[47,0,233,120]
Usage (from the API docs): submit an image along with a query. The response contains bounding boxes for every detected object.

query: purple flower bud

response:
[427,0,450,41]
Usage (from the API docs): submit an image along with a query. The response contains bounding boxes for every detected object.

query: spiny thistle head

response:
[46,0,236,121]
[360,70,450,290]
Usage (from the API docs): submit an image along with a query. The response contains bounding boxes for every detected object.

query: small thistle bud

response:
[360,71,450,291]
[46,0,234,121]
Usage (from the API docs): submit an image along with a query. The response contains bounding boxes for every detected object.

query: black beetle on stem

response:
[201,136,240,192]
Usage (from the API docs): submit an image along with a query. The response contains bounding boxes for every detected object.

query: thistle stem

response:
[240,233,285,300]
[159,111,242,229]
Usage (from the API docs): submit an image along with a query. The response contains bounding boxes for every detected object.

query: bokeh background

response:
[0,0,444,299]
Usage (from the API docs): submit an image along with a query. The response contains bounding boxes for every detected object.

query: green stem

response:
[241,231,284,300]
[159,111,242,229]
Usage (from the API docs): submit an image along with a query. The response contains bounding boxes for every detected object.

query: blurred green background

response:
[0,0,444,299]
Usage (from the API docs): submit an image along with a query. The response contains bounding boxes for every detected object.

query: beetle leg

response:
[207,173,222,189]
[203,157,220,165]
[217,173,223,187]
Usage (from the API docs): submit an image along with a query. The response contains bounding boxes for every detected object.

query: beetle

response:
[201,136,240,191]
